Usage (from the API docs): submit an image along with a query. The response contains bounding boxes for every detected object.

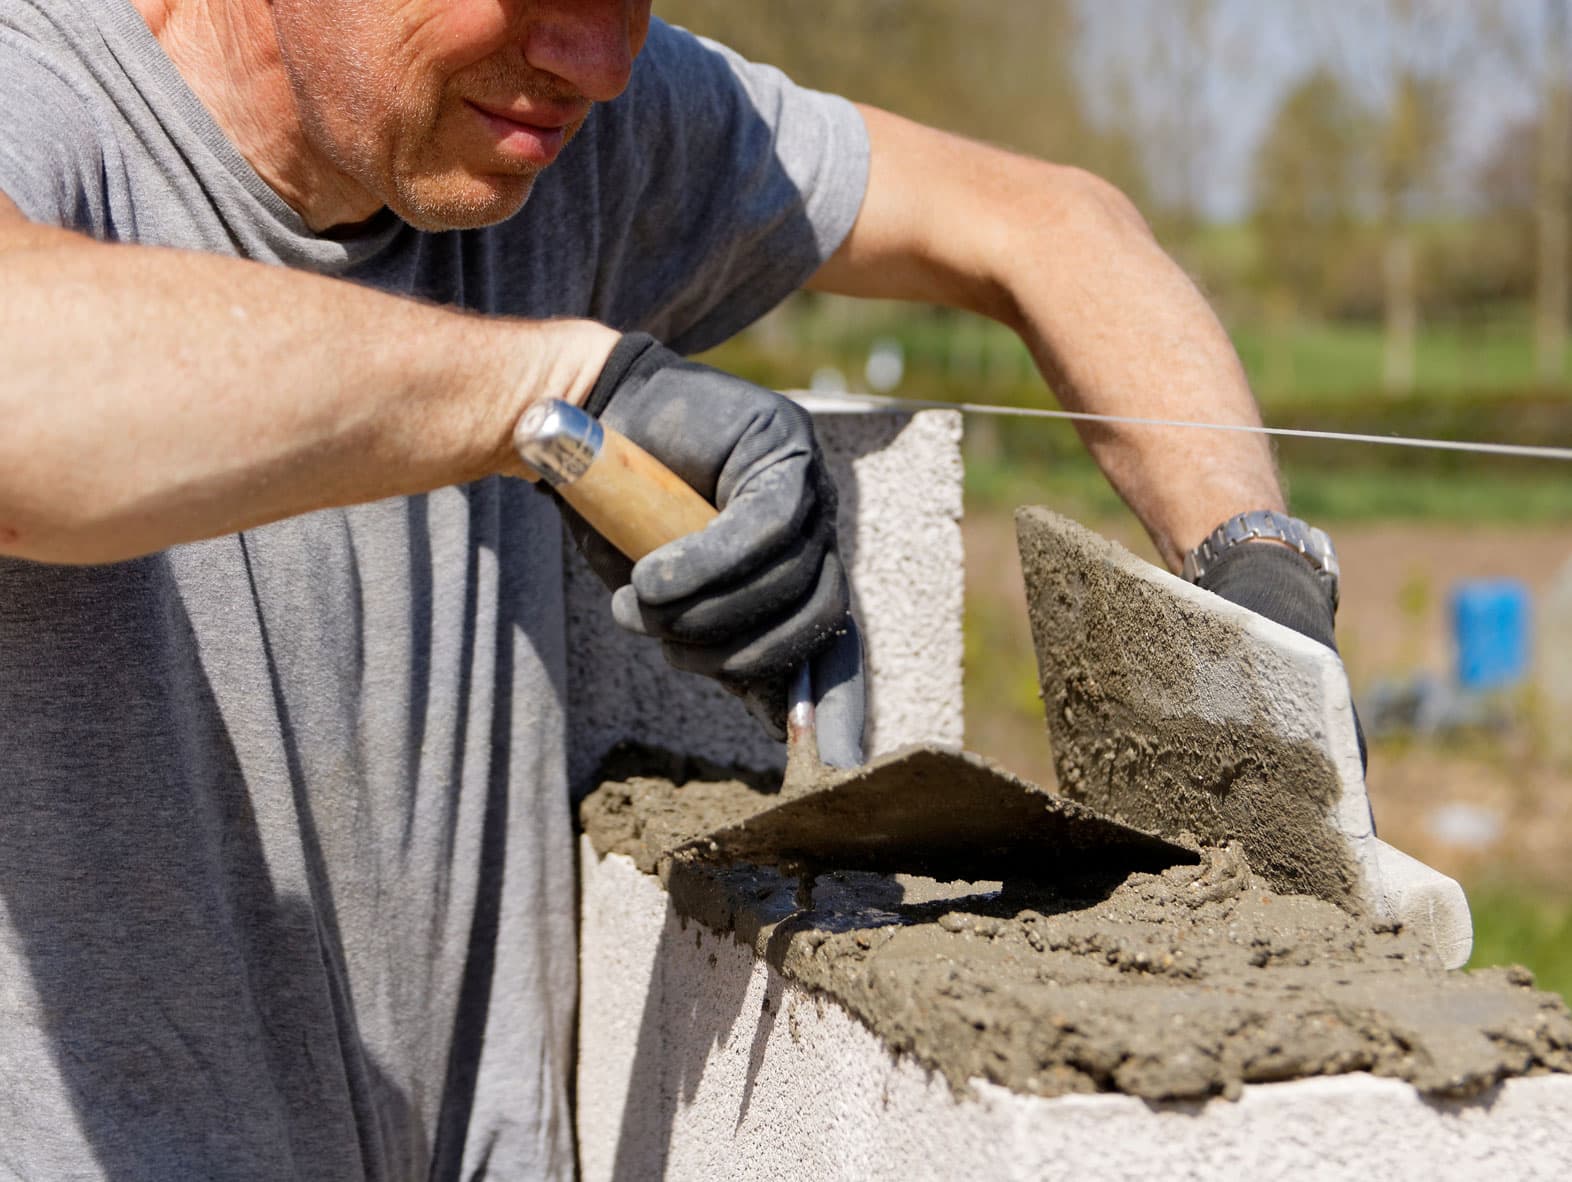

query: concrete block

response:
[1015,507,1473,968]
[563,407,964,797]
[578,845,1572,1182]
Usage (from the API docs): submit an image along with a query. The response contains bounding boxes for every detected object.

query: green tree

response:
[653,1,1128,187]
[1479,0,1572,383]
[1313,0,1472,392]
[1534,0,1571,383]
[1252,70,1366,315]
[1250,69,1368,396]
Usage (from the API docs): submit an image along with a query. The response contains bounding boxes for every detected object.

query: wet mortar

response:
[581,753,1572,1104]
[1015,507,1362,906]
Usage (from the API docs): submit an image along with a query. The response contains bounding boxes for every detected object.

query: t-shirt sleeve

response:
[0,31,111,230]
[580,19,870,355]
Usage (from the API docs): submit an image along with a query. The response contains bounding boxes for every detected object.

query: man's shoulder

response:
[0,0,109,62]
[524,18,866,353]
[0,1,258,252]
[597,19,776,138]
[628,17,735,86]
[0,5,116,225]
[0,0,128,144]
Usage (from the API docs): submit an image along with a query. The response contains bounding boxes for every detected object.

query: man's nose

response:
[523,1,647,102]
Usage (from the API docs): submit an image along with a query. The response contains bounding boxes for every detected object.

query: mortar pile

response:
[582,768,1572,1103]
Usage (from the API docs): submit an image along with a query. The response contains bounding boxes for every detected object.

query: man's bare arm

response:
[809,105,1283,572]
[0,193,617,565]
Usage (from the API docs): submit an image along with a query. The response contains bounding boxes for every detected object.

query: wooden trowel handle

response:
[519,398,839,769]
[513,399,718,560]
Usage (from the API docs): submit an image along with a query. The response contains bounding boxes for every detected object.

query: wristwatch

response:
[1182,510,1340,609]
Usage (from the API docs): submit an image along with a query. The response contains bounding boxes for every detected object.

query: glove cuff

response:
[584,332,664,419]
[1194,540,1366,771]
[1195,542,1339,652]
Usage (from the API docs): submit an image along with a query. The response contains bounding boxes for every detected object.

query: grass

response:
[1233,315,1570,403]
[963,435,1572,527]
[702,298,1572,529]
[1464,882,1572,1002]
[1281,465,1572,524]
[700,294,1571,409]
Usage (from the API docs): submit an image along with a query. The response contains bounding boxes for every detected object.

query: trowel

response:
[516,400,1197,882]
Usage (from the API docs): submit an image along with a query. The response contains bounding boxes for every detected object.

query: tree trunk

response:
[1535,0,1571,386]
[1383,228,1418,395]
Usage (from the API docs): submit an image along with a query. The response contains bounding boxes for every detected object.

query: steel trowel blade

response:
[687,744,1198,881]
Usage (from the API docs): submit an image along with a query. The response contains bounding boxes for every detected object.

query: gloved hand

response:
[562,332,862,750]
[1194,541,1368,772]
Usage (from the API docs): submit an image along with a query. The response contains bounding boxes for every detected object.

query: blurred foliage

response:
[700,295,1571,413]
[654,0,1148,199]
[699,302,1572,528]
[964,449,1572,527]
[1252,71,1364,319]
[665,0,1572,400]
[1466,882,1572,1002]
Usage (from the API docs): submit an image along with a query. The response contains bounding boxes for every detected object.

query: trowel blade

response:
[688,744,1197,881]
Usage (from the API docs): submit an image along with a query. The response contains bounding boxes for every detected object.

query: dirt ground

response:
[962,509,1572,896]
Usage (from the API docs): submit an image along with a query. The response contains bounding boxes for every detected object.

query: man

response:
[0,1,1347,1177]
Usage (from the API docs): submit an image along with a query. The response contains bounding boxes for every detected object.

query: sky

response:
[1074,0,1558,221]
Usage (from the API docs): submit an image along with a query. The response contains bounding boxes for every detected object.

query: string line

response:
[807,392,1572,463]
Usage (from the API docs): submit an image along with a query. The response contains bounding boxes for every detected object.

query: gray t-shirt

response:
[0,2,868,1178]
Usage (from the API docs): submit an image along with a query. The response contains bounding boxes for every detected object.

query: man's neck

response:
[130,0,382,230]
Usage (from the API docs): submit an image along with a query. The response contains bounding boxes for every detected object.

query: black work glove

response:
[563,333,863,752]
[1195,542,1368,772]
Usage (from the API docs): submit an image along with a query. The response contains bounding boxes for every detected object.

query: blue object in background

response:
[1451,579,1532,691]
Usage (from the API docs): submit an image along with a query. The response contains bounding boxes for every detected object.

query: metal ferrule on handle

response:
[514,399,605,488]
[513,398,719,563]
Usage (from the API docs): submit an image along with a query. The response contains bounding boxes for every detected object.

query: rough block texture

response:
[578,846,1572,1182]
[1015,507,1473,967]
[563,407,964,797]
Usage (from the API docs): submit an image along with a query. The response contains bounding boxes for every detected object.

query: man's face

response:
[268,0,653,230]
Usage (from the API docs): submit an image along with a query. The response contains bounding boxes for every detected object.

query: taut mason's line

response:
[800,391,1572,464]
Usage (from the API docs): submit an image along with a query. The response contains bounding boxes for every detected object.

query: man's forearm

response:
[994,164,1283,569]
[812,106,1283,571]
[0,210,616,565]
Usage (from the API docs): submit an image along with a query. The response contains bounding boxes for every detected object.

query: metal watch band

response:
[1182,510,1340,609]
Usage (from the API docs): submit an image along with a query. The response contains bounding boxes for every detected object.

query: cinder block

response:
[578,846,1572,1182]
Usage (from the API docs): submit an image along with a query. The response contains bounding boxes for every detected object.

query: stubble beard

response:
[387,122,544,232]
[380,59,589,232]
[281,27,585,232]
[266,0,604,231]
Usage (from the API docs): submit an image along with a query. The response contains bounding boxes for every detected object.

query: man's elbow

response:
[0,511,94,565]
[0,515,78,565]
[0,484,136,566]
[978,159,1159,332]
[1038,164,1154,245]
